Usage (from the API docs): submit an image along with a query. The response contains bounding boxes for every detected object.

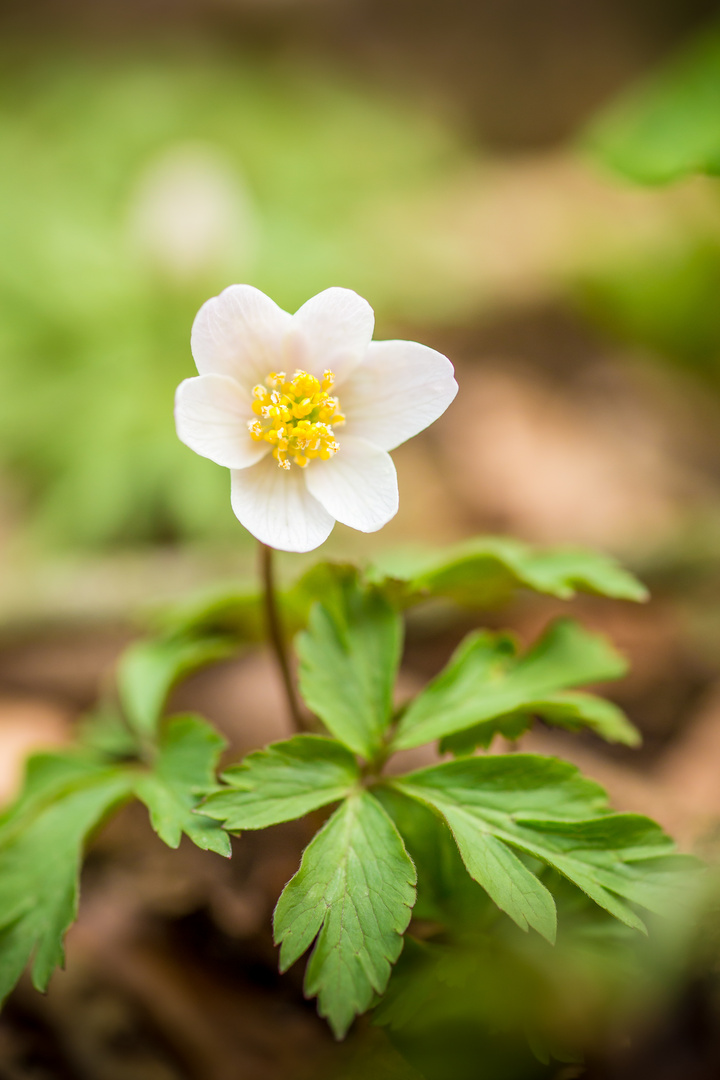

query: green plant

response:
[0,537,697,1053]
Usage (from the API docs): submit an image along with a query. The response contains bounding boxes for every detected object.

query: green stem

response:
[259,542,305,734]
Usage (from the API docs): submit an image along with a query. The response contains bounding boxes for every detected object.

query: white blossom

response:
[175,285,458,552]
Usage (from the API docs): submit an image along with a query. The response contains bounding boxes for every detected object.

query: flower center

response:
[247,369,345,470]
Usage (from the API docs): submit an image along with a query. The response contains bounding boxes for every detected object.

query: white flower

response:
[175,285,458,552]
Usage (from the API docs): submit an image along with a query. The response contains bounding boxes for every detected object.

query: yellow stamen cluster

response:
[248,369,345,470]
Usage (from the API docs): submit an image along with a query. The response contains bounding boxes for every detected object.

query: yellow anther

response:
[273,446,291,469]
[249,368,344,469]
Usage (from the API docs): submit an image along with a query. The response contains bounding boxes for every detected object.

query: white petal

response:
[175,375,269,469]
[341,340,458,451]
[289,287,374,385]
[230,457,335,553]
[305,435,398,533]
[191,284,292,387]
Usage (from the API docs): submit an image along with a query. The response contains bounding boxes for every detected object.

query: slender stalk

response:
[259,542,304,733]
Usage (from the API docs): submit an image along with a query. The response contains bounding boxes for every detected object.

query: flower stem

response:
[259,542,304,734]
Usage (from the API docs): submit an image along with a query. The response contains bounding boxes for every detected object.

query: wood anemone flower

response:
[175,285,458,552]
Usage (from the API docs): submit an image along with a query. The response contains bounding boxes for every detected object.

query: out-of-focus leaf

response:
[375,934,583,1080]
[118,635,235,738]
[578,23,720,383]
[0,754,134,1003]
[393,619,628,751]
[297,575,403,759]
[575,239,720,380]
[441,690,639,755]
[76,706,140,759]
[134,714,230,856]
[368,538,648,608]
[203,735,359,831]
[274,791,416,1038]
[392,756,693,935]
[0,749,116,829]
[585,25,720,184]
[156,586,265,643]
[155,564,357,644]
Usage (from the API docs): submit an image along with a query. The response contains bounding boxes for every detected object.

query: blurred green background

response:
[0,46,470,550]
[3,0,720,730]
[0,0,719,570]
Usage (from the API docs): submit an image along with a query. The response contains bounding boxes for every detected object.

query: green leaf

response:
[297,576,403,759]
[0,756,134,1003]
[393,619,628,751]
[515,817,696,918]
[440,712,529,755]
[446,829,557,943]
[285,561,359,629]
[118,635,235,738]
[159,541,645,650]
[441,690,640,756]
[523,691,639,744]
[203,735,360,831]
[375,787,494,926]
[134,714,230,857]
[368,537,648,608]
[585,25,720,184]
[392,756,687,935]
[273,791,417,1038]
[0,748,119,830]
[0,713,232,1006]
